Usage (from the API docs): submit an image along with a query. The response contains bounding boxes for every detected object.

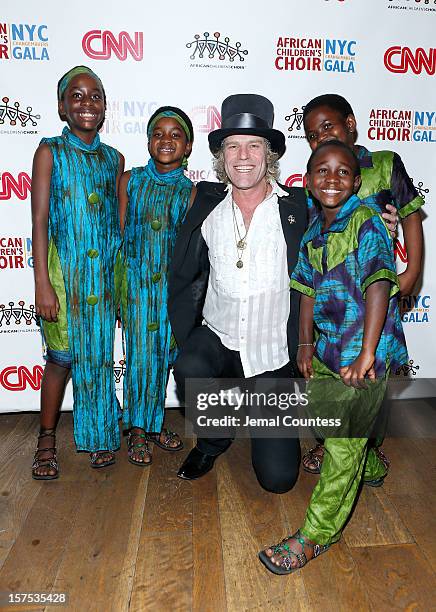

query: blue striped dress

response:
[40,126,122,451]
[121,158,193,432]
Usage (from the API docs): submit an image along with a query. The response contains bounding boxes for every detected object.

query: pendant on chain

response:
[236,260,244,269]
[237,239,246,249]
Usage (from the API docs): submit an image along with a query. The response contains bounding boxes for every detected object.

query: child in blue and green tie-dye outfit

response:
[31,66,124,479]
[118,106,196,466]
[259,139,408,576]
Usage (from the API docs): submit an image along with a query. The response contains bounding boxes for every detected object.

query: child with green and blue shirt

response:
[259,140,408,575]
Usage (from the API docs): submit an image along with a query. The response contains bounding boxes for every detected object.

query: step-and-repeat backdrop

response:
[1,0,434,411]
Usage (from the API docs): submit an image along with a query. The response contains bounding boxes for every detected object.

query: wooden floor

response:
[0,402,435,612]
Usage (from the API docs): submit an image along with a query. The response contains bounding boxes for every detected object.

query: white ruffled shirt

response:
[201,181,290,377]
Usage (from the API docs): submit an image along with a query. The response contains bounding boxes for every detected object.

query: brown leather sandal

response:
[32,429,59,480]
[147,428,183,452]
[127,431,152,466]
[89,450,116,468]
[258,529,330,575]
[302,443,325,474]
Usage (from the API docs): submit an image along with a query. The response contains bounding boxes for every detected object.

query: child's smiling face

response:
[59,74,105,137]
[304,105,356,151]
[306,143,361,214]
[148,117,192,173]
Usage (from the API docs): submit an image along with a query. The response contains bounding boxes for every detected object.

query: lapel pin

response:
[288,214,296,224]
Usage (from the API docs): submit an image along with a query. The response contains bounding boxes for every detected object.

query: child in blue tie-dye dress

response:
[118,107,196,466]
[31,66,124,479]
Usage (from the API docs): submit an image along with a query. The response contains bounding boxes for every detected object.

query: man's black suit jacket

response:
[168,181,308,371]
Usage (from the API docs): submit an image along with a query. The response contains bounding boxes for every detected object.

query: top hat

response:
[208,94,286,158]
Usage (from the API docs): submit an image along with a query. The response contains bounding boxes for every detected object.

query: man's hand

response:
[339,349,375,389]
[297,345,314,380]
[381,203,399,238]
[35,282,60,322]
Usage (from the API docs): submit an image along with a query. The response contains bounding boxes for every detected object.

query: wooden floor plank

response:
[129,531,192,612]
[349,543,436,611]
[0,482,83,594]
[129,410,194,611]
[344,485,414,547]
[389,493,436,573]
[47,456,148,612]
[0,414,42,568]
[217,441,310,611]
[192,471,227,612]
[140,413,192,536]
[381,437,432,498]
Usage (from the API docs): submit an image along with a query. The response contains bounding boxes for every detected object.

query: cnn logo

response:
[384,46,436,75]
[0,365,43,391]
[82,30,143,61]
[0,172,31,200]
[284,173,307,188]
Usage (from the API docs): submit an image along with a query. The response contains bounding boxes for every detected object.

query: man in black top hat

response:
[168,94,307,490]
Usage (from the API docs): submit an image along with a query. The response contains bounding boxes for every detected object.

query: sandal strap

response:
[128,446,149,458]
[34,446,56,455]
[313,543,330,558]
[127,432,147,443]
[32,457,58,469]
[90,450,115,458]
[127,433,150,457]
[160,429,178,444]
[374,448,390,470]
[38,429,56,440]
[148,428,182,448]
[32,447,58,470]
[270,530,319,571]
[303,444,324,463]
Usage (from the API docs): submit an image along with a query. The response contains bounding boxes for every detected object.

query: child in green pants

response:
[259,139,407,575]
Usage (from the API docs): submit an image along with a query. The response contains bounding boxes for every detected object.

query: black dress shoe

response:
[177,447,218,480]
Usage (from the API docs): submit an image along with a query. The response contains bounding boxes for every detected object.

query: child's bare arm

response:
[398,210,423,296]
[340,280,390,388]
[31,144,59,322]
[297,294,315,380]
[118,170,131,233]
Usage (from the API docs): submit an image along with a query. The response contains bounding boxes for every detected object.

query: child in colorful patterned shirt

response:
[259,140,408,575]
[301,93,423,475]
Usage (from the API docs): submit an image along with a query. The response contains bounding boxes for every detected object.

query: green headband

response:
[58,66,104,100]
[147,111,192,142]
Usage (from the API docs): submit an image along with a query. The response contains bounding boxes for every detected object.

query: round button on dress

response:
[88,192,100,205]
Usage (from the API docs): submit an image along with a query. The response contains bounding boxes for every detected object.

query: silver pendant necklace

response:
[232,199,249,268]
[231,182,269,268]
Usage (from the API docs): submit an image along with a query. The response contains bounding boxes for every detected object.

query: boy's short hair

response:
[306,139,361,176]
[303,94,355,124]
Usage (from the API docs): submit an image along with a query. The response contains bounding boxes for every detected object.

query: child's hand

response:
[339,349,375,389]
[35,282,60,322]
[381,204,398,238]
[297,345,314,380]
[398,269,418,297]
